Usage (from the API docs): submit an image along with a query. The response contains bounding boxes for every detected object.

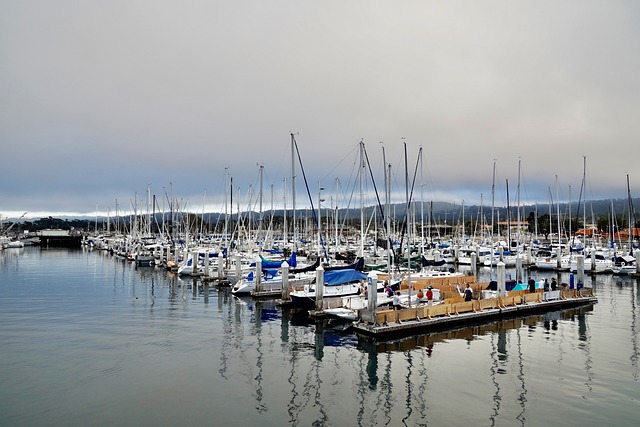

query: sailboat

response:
[290,140,390,308]
[611,174,637,274]
[569,157,613,274]
[289,267,383,308]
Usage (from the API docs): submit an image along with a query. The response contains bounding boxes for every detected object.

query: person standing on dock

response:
[426,286,434,306]
[528,277,536,293]
[384,282,393,297]
[551,277,558,291]
[464,284,473,301]
[392,291,402,310]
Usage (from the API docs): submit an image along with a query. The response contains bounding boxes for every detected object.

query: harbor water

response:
[1,247,639,426]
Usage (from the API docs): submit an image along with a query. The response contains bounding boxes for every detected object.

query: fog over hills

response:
[4,198,637,225]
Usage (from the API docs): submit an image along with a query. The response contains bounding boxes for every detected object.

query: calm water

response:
[1,247,639,426]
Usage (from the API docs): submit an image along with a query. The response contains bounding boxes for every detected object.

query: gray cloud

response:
[2,1,639,218]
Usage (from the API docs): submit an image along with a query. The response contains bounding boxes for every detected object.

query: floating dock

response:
[352,288,597,337]
[37,229,83,247]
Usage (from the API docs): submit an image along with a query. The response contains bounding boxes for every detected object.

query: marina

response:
[1,246,639,426]
[3,3,640,425]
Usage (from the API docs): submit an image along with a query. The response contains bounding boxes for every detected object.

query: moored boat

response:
[290,268,379,308]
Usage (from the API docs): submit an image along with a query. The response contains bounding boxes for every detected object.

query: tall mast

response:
[224,168,229,249]
[317,181,324,262]
[480,193,484,244]
[516,158,521,251]
[282,177,287,246]
[382,144,392,276]
[555,175,562,270]
[627,173,634,253]
[404,139,412,306]
[548,186,553,242]
[256,164,264,251]
[490,160,496,267]
[506,179,510,249]
[359,140,365,258]
[291,133,297,253]
[230,176,233,247]
[419,146,425,256]
[582,156,587,246]
[568,184,572,257]
[334,177,339,261]
[556,175,561,247]
[269,183,274,248]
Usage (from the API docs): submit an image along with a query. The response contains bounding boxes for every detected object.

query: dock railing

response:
[373,285,596,326]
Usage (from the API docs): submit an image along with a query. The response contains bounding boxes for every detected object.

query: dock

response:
[352,288,597,337]
[37,229,83,247]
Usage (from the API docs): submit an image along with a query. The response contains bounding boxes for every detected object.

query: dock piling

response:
[281,261,290,300]
[368,271,378,311]
[254,258,262,293]
[497,261,506,297]
[315,265,324,312]
[576,255,584,289]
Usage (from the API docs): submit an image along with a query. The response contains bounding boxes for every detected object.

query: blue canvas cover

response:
[255,252,297,268]
[323,269,367,286]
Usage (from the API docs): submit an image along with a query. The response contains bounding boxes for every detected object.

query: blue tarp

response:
[254,252,297,268]
[512,282,543,291]
[262,268,278,279]
[323,269,367,286]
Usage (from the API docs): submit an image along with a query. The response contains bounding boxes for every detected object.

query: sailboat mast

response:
[555,175,561,247]
[627,174,634,253]
[582,157,587,246]
[384,148,393,276]
[291,133,297,253]
[282,177,287,247]
[506,179,510,249]
[490,160,496,267]
[516,158,521,251]
[480,193,484,244]
[224,168,229,249]
[555,175,562,269]
[230,176,233,246]
[404,140,412,306]
[259,164,264,250]
[359,140,365,258]
[419,146,425,256]
[335,177,339,260]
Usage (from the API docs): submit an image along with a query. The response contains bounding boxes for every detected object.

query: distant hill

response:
[3,198,637,229]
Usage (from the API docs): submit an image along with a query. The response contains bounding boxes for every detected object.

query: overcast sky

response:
[2,1,639,219]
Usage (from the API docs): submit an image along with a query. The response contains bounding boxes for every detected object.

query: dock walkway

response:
[352,288,597,337]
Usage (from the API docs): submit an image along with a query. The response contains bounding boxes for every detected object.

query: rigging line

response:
[627,174,637,231]
[362,143,389,238]
[292,135,329,263]
[319,141,359,183]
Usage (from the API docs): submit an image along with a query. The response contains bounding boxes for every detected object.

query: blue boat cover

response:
[262,268,278,279]
[323,269,367,286]
[254,252,297,268]
[512,282,527,291]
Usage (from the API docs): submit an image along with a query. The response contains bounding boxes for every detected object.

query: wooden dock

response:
[352,288,597,337]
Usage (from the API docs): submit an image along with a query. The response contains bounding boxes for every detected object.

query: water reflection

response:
[515,328,527,426]
[489,333,502,426]
[577,311,594,393]
[6,248,640,426]
[400,351,415,426]
[218,287,233,380]
[356,307,594,354]
[631,280,639,381]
